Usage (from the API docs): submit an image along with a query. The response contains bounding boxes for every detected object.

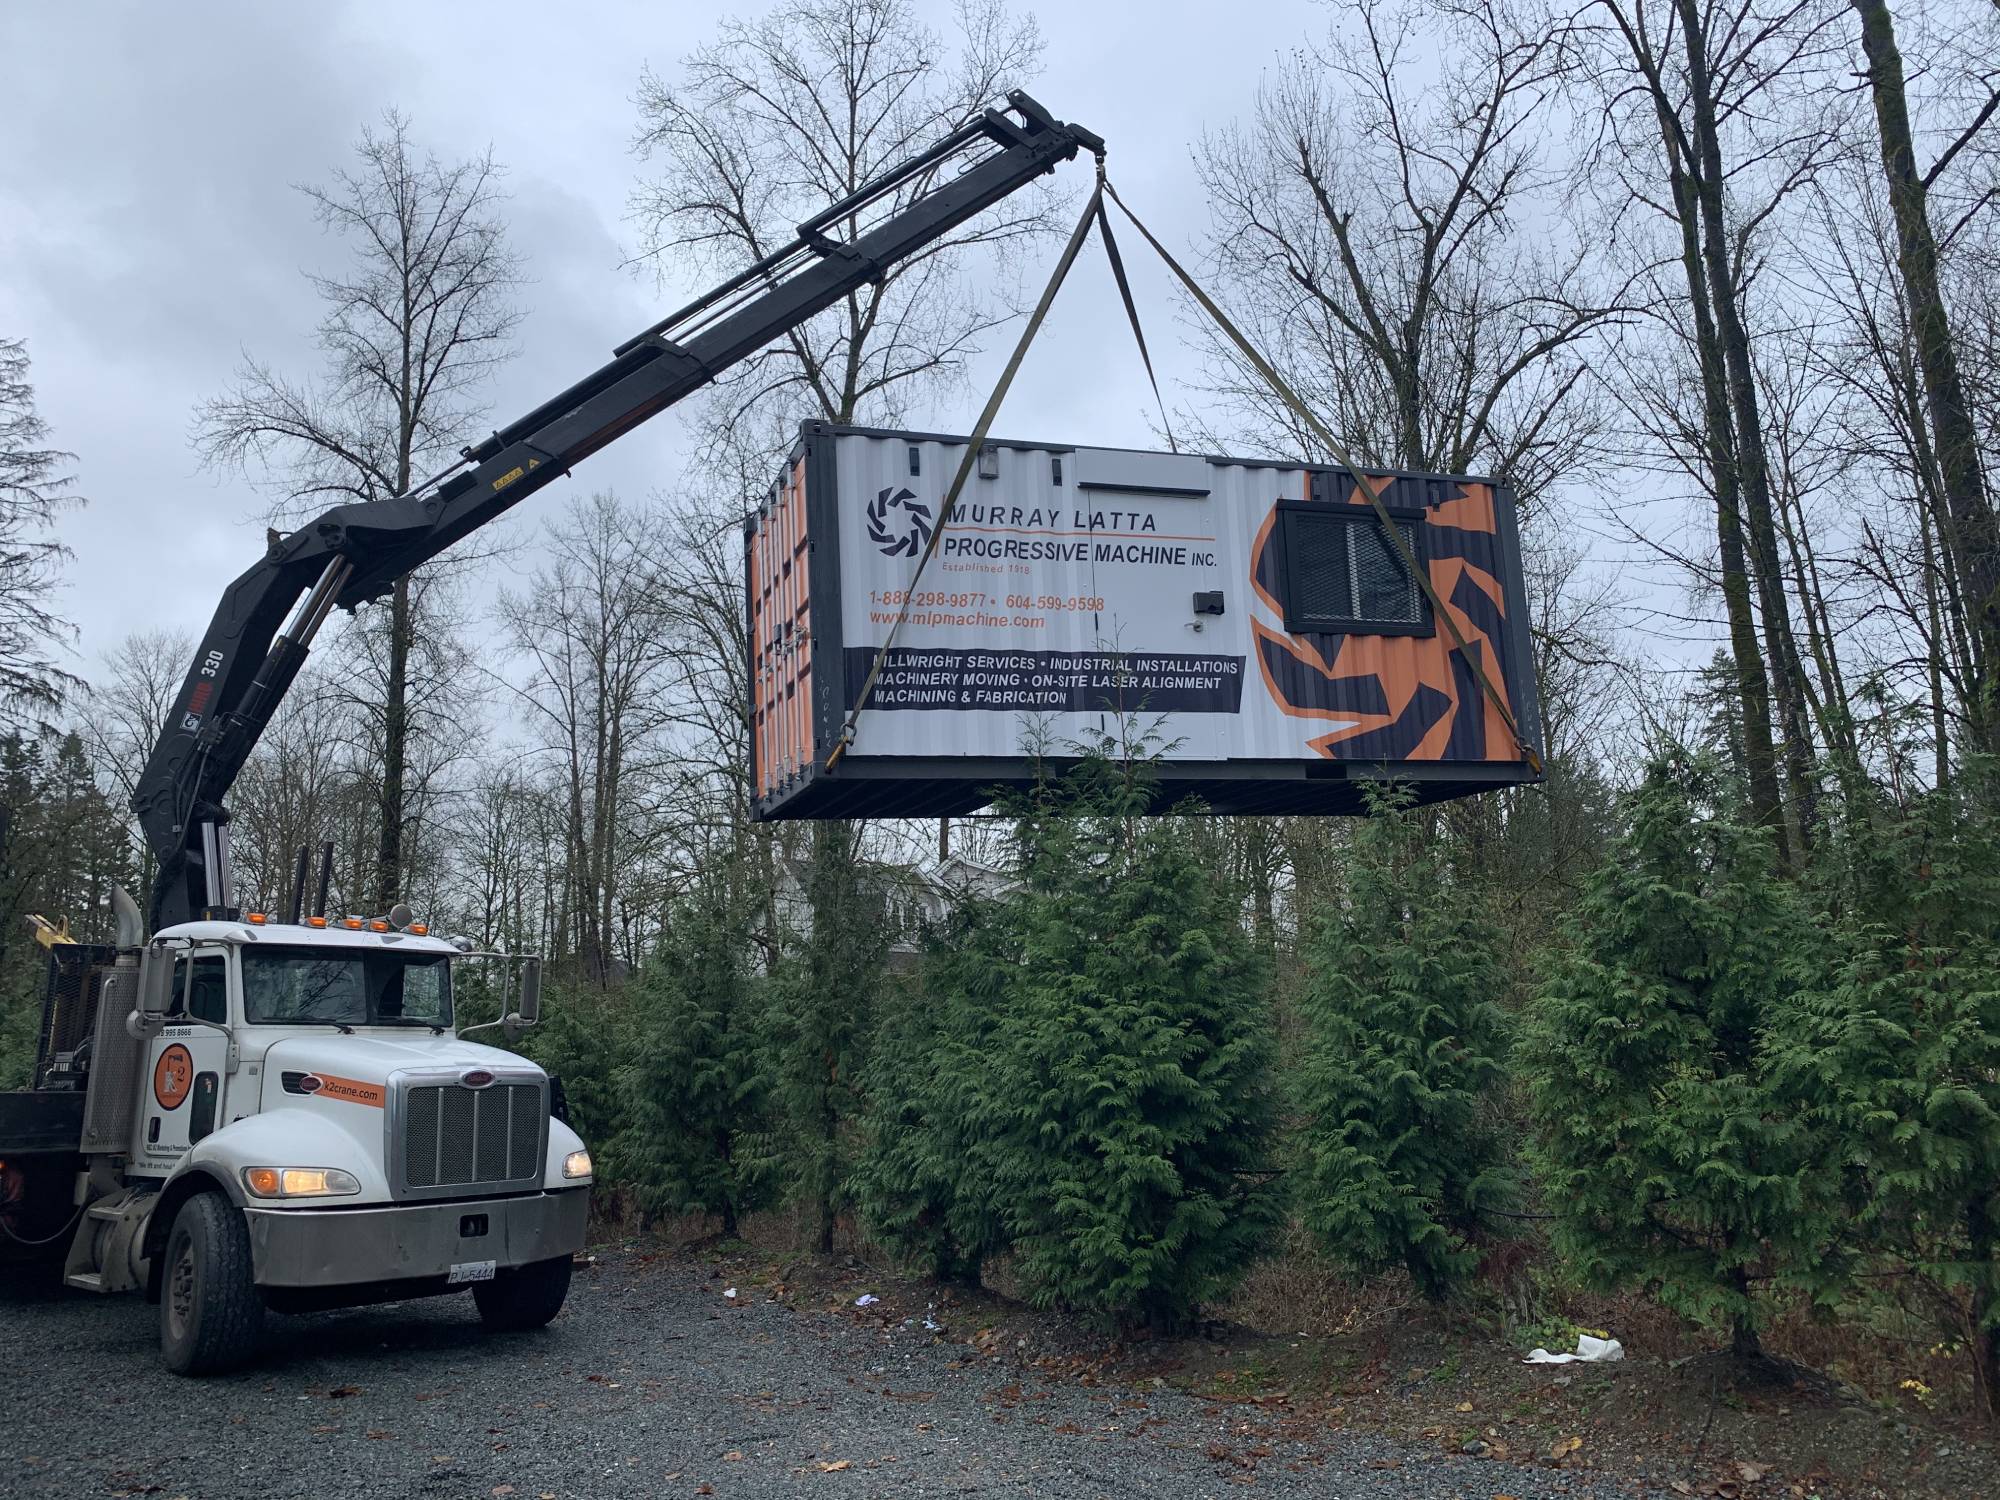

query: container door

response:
[135,950,232,1169]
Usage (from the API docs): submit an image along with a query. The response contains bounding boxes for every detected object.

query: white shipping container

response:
[747,423,1542,819]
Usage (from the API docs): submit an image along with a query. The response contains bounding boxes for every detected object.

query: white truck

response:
[4,897,589,1374]
[0,92,1100,1373]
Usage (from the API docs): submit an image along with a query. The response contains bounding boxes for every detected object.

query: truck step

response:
[63,1271,106,1293]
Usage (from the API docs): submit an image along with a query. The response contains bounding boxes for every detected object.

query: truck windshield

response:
[241,947,452,1029]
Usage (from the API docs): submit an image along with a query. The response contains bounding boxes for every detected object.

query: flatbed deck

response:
[0,1089,85,1153]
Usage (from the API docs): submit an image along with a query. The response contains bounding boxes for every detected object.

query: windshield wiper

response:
[281,1017,356,1034]
[371,1017,448,1034]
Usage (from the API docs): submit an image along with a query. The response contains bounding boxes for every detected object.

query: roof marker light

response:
[246,912,267,924]
[408,923,429,936]
[342,917,364,930]
[367,919,390,932]
[305,916,328,929]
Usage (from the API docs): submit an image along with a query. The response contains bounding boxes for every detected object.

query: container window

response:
[1051,455,1063,486]
[1278,506,1431,635]
[907,445,921,477]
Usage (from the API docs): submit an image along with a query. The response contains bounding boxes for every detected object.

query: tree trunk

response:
[373,572,411,909]
[1851,0,2000,753]
[1964,1193,2000,1420]
[1647,71,1788,858]
[1923,506,1952,792]
[1730,1268,1763,1360]
[1676,0,1813,861]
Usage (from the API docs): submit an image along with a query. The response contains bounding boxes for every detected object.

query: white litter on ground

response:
[723,1287,737,1299]
[1524,1333,1623,1364]
[855,1293,880,1307]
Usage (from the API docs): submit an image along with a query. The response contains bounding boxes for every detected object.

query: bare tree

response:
[630,0,1055,476]
[0,338,83,725]
[193,110,524,908]
[1193,0,1625,502]
[82,628,192,890]
[496,493,681,984]
[1588,0,1853,864]
[1847,0,2000,748]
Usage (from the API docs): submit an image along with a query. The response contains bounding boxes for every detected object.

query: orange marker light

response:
[245,1167,281,1196]
[342,917,363,930]
[246,912,267,924]
[407,923,429,936]
[305,916,328,929]
[367,919,390,933]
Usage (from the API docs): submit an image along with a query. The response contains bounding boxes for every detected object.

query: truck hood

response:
[259,1033,545,1113]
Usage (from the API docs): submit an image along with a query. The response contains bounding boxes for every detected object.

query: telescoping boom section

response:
[134,94,1102,932]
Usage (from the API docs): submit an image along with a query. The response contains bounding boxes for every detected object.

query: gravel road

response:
[4,1245,1628,1499]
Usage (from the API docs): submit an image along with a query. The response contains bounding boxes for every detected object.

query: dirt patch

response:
[645,1223,2000,1500]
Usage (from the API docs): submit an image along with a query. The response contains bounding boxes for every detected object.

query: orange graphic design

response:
[1252,478,1522,764]
[153,1044,194,1111]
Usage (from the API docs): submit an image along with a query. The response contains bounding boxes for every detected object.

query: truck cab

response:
[14,903,591,1375]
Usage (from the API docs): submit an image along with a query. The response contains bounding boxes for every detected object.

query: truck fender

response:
[140,1166,245,1302]
[543,1114,589,1191]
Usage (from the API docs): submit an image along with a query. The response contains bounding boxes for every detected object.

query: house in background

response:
[771,853,1017,970]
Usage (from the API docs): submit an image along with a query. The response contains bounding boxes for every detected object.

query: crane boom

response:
[134,92,1101,932]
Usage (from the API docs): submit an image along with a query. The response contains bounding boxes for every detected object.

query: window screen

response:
[1279,507,1428,632]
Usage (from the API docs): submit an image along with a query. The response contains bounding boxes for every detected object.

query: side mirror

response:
[512,957,542,1027]
[138,944,173,1020]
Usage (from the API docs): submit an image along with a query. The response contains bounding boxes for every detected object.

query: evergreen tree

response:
[1768,775,2000,1415]
[519,980,624,1174]
[865,757,1281,1332]
[855,898,1011,1284]
[613,886,772,1235]
[0,729,135,1087]
[1293,787,1511,1299]
[763,822,887,1253]
[1520,752,1818,1358]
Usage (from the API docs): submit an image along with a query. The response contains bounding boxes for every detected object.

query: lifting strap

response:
[1098,177,1542,775]
[1093,180,1178,452]
[826,181,1106,771]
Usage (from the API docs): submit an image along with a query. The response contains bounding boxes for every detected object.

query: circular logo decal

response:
[153,1044,194,1111]
[297,1073,324,1095]
[866,485,933,558]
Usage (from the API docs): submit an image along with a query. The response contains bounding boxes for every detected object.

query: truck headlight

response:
[562,1149,593,1180]
[243,1166,361,1199]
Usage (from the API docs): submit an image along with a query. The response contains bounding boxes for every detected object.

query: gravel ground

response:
[4,1246,1631,1500]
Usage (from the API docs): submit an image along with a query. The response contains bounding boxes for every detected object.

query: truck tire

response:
[472,1255,572,1331]
[159,1193,264,1375]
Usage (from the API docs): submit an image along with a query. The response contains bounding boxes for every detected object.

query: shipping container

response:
[746,421,1543,819]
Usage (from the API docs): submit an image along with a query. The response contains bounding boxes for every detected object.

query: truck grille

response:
[400,1080,545,1195]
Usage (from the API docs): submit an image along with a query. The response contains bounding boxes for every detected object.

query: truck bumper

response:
[246,1189,588,1288]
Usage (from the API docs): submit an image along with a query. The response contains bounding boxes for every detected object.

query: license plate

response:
[448,1259,496,1284]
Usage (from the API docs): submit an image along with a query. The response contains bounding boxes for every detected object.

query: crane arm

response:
[134,92,1101,932]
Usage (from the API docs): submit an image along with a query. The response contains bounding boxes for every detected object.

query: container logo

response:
[866,486,933,558]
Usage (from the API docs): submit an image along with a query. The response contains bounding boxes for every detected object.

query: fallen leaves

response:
[814,1458,852,1472]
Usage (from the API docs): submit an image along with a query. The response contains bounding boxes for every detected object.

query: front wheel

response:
[472,1255,572,1331]
[159,1194,265,1375]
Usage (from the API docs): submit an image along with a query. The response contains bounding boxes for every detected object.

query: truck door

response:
[136,950,232,1169]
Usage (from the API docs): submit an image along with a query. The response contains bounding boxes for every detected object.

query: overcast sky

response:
[0,0,1357,678]
[2,0,1645,692]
